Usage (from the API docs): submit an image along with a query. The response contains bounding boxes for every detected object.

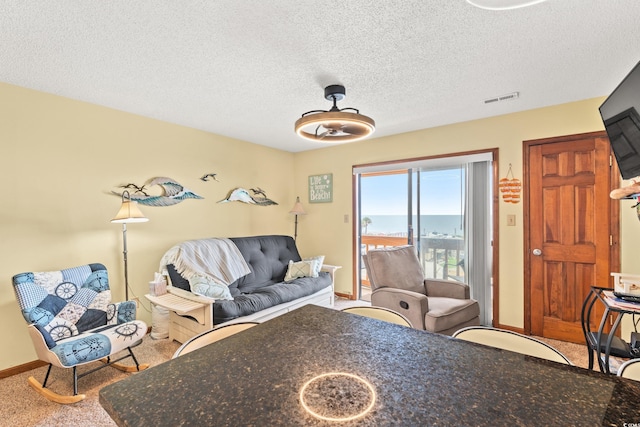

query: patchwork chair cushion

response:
[44,320,147,367]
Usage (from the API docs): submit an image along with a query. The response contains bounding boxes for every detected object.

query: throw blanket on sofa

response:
[160,238,251,290]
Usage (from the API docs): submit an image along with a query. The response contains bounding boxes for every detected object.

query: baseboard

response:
[335,292,356,300]
[0,360,47,379]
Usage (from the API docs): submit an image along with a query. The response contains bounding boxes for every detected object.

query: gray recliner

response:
[363,245,480,335]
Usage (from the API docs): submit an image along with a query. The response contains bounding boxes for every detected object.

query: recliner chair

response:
[12,263,149,403]
[362,245,480,335]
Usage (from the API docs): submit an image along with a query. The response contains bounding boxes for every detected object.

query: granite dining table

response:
[100,304,640,426]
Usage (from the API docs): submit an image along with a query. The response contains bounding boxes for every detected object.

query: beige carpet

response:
[0,338,180,427]
[1,299,596,426]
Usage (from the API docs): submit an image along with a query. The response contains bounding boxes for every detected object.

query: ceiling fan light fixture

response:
[466,0,548,10]
[295,111,375,143]
[295,85,375,143]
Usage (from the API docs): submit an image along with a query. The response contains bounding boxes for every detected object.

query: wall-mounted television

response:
[600,59,640,180]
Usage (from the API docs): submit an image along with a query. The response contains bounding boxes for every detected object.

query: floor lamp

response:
[111,191,148,301]
[289,196,306,241]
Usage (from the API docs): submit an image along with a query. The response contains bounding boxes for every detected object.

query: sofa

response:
[147,235,336,343]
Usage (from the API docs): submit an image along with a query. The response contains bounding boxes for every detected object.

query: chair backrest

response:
[172,322,259,358]
[12,263,129,348]
[342,306,413,327]
[453,326,572,365]
[618,359,640,381]
[363,245,425,294]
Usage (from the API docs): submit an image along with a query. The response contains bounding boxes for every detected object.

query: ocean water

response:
[361,214,463,237]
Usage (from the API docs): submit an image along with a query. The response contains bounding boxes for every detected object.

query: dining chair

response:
[172,322,259,358]
[341,306,413,327]
[12,263,149,404]
[452,326,573,365]
[618,359,640,381]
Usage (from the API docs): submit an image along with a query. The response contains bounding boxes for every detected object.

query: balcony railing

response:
[361,235,465,285]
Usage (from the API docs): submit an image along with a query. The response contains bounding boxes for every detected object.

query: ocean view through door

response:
[358,169,465,296]
[354,152,495,325]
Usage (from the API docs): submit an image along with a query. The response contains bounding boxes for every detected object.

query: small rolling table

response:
[581,286,640,374]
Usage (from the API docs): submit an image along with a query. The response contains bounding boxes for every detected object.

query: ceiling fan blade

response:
[322,121,343,131]
[341,125,368,135]
[317,130,330,140]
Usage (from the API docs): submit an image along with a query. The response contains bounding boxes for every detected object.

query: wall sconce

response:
[111,190,149,301]
[289,196,306,241]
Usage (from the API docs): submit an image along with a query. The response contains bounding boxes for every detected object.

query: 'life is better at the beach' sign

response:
[308,173,332,203]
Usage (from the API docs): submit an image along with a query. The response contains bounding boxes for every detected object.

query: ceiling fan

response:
[294,85,375,143]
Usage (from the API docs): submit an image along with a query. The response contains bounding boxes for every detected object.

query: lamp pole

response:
[111,190,148,302]
[121,222,130,301]
[289,196,306,241]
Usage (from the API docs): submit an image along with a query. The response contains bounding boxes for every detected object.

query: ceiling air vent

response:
[484,92,520,104]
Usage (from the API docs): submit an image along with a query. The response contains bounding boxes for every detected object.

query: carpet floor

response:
[1,299,601,426]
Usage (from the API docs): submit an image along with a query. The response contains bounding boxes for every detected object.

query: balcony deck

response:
[360,234,465,299]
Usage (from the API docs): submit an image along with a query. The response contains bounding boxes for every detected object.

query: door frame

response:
[522,131,621,336]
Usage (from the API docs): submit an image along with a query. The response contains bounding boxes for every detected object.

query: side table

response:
[146,290,214,343]
[581,286,640,374]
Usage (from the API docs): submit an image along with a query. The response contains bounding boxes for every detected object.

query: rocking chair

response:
[12,263,149,404]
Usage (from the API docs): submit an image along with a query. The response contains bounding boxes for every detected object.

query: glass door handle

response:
[532,248,542,256]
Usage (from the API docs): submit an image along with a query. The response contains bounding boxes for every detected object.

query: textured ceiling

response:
[2,1,640,152]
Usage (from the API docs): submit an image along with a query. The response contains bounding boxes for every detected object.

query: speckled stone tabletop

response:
[100,305,640,426]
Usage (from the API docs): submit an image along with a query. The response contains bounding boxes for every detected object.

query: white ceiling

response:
[2,1,640,152]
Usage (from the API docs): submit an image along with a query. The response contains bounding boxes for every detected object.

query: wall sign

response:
[308,173,333,203]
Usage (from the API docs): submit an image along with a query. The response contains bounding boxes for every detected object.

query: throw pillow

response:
[189,274,234,300]
[303,255,325,276]
[284,260,316,282]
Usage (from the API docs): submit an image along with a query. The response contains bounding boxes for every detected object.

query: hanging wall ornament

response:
[218,187,278,206]
[500,164,522,204]
[499,176,512,203]
[112,177,204,206]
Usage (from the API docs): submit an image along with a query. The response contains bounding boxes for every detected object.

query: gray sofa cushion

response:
[228,235,301,295]
[212,274,332,324]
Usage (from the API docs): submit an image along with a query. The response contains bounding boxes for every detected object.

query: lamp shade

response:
[111,191,149,223]
[289,197,306,215]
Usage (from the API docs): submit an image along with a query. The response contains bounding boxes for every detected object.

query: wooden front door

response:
[524,132,620,344]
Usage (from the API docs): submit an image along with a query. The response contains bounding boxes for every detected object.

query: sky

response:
[360,168,464,216]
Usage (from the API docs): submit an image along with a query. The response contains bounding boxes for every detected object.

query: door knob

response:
[532,248,542,256]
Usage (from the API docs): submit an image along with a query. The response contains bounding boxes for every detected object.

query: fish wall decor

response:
[112,177,203,207]
[219,188,278,206]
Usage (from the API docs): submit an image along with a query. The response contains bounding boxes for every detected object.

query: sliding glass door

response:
[416,167,466,282]
[355,152,493,325]
[358,171,413,301]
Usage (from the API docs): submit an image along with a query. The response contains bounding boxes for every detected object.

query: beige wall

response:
[3,83,639,371]
[294,97,640,331]
[0,83,296,370]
